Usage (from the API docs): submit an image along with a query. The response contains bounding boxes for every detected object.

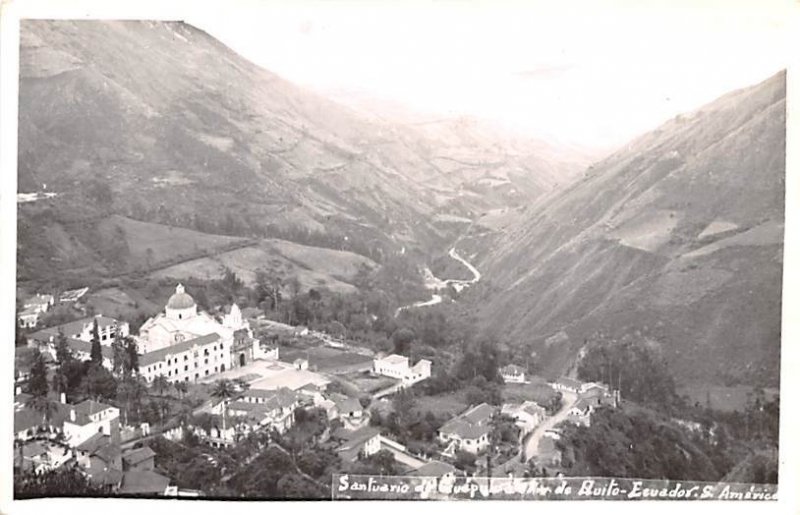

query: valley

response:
[12,17,785,500]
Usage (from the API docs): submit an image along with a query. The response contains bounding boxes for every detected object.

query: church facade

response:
[136,284,266,382]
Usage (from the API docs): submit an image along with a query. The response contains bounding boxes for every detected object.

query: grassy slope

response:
[467,72,785,388]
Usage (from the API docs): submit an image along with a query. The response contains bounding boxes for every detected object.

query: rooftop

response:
[412,460,456,477]
[501,364,525,375]
[71,399,116,424]
[122,446,156,466]
[378,354,409,366]
[166,284,196,310]
[119,469,171,495]
[139,333,221,367]
[554,376,583,389]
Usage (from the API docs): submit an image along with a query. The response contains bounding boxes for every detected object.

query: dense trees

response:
[577,336,679,408]
[89,319,102,365]
[559,407,724,481]
[14,465,112,498]
[26,348,49,398]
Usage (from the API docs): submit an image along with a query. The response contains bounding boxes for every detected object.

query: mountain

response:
[465,71,785,388]
[17,20,585,286]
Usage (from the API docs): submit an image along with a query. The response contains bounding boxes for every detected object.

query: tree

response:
[111,332,126,377]
[54,329,71,365]
[354,449,398,476]
[174,380,189,400]
[151,375,169,396]
[30,394,58,429]
[455,450,477,472]
[15,319,28,347]
[211,379,237,432]
[125,338,139,375]
[27,348,49,398]
[392,388,416,432]
[15,465,112,498]
[391,328,415,355]
[83,364,117,401]
[89,319,102,365]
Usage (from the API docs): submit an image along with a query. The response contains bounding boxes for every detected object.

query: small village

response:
[14,283,621,497]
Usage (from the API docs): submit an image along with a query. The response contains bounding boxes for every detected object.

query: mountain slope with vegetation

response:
[466,71,785,388]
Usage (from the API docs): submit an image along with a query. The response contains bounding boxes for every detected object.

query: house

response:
[139,333,229,384]
[14,402,70,441]
[373,354,432,386]
[438,403,495,455]
[581,382,620,407]
[18,440,73,474]
[24,293,55,313]
[18,307,40,329]
[199,387,301,447]
[501,401,547,434]
[76,432,123,484]
[329,393,367,430]
[333,426,382,463]
[411,460,457,480]
[567,398,595,427]
[500,364,526,384]
[59,287,89,303]
[119,469,172,495]
[29,315,130,371]
[63,400,120,448]
[122,446,156,472]
[550,376,583,394]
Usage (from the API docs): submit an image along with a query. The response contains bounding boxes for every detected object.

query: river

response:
[395,246,481,316]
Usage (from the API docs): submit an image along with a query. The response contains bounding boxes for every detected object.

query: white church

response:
[136,284,276,384]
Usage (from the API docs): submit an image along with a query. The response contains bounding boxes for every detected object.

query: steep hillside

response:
[466,72,785,388]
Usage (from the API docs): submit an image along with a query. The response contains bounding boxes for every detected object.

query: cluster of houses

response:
[16,283,628,485]
[17,288,90,328]
[14,392,180,495]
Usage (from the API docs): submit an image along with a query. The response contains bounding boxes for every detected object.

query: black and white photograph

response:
[2,0,798,509]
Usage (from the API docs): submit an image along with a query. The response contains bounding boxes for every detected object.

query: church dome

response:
[166,284,196,310]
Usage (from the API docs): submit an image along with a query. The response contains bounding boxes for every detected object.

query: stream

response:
[395,246,481,316]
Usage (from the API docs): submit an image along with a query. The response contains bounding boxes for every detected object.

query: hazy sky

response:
[190,1,791,150]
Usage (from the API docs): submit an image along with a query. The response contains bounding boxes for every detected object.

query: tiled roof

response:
[139,333,221,367]
[76,432,109,452]
[71,399,116,424]
[58,337,114,360]
[122,446,156,466]
[554,376,583,389]
[501,364,525,376]
[462,403,494,425]
[379,354,408,365]
[329,393,362,415]
[439,418,491,440]
[440,403,495,440]
[120,469,171,494]
[14,403,71,433]
[33,316,121,340]
[412,460,456,477]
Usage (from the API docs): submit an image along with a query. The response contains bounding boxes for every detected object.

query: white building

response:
[550,376,583,394]
[373,354,432,386]
[501,401,547,434]
[438,403,494,455]
[18,307,40,328]
[137,284,260,372]
[24,293,55,313]
[63,400,120,448]
[139,333,229,384]
[500,364,526,384]
[29,315,129,372]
